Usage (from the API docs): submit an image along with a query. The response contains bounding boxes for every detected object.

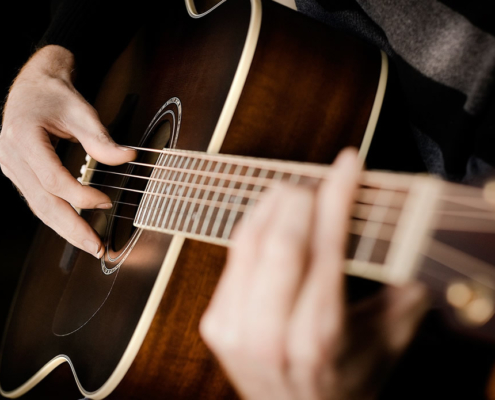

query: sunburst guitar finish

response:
[0,0,384,398]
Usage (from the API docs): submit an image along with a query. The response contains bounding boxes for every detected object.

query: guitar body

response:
[0,0,382,398]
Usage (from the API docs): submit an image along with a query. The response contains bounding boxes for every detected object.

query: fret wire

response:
[170,157,200,231]
[180,158,208,233]
[353,190,395,266]
[211,163,244,238]
[158,155,189,229]
[164,158,197,229]
[162,156,194,229]
[143,152,168,225]
[150,154,177,228]
[145,152,173,227]
[136,152,166,225]
[222,166,256,239]
[191,160,223,235]
[182,159,214,233]
[178,156,216,234]
[200,162,233,237]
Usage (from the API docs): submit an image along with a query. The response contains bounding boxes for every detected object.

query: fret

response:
[288,173,301,184]
[353,189,395,268]
[170,157,200,231]
[150,154,179,228]
[131,149,495,294]
[384,177,442,285]
[199,163,233,237]
[159,156,193,229]
[272,170,284,182]
[210,163,244,238]
[136,152,168,225]
[190,160,223,235]
[181,159,212,234]
[145,153,174,226]
[222,166,256,240]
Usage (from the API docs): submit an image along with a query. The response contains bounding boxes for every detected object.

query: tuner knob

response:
[446,281,495,326]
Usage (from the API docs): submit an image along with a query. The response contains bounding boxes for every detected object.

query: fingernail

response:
[83,240,101,257]
[96,202,113,209]
[336,148,358,164]
[118,146,133,151]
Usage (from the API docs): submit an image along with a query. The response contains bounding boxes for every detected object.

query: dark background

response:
[0,1,53,338]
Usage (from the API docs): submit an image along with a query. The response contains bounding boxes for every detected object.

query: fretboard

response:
[132,149,443,285]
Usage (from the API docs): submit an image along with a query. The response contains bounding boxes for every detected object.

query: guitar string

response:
[87,167,409,210]
[120,145,495,210]
[82,189,495,286]
[83,181,402,227]
[87,203,495,289]
[86,160,495,213]
[83,176,495,232]
[107,196,495,230]
[77,146,495,288]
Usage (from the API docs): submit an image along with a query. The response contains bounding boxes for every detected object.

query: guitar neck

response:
[131,148,444,286]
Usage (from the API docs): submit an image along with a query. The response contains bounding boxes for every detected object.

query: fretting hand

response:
[200,148,428,400]
[0,45,136,258]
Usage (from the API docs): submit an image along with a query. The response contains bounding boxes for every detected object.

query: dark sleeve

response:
[39,0,151,99]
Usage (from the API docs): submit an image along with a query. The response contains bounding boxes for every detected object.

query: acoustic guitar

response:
[2,0,495,399]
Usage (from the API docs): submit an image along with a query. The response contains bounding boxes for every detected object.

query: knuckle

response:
[40,169,60,193]
[200,312,242,356]
[263,231,305,261]
[199,312,221,347]
[33,191,52,218]
[245,334,285,368]
[69,188,94,209]
[64,219,80,241]
[287,341,325,373]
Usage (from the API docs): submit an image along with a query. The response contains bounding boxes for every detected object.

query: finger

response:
[286,148,361,399]
[5,159,104,258]
[201,186,300,400]
[201,188,281,346]
[54,95,136,166]
[380,283,429,353]
[245,184,314,345]
[240,185,315,398]
[25,127,113,209]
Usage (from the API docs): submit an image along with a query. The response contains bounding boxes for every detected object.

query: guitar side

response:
[0,1,384,398]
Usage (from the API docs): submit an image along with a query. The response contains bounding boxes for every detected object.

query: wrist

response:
[18,45,75,84]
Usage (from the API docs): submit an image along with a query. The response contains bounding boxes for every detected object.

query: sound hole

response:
[110,120,171,252]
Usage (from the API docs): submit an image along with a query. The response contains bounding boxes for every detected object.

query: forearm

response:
[38,0,151,99]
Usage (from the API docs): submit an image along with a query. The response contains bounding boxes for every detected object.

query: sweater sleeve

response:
[39,0,151,99]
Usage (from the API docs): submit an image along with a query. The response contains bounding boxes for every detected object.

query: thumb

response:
[380,283,429,353]
[65,100,137,166]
